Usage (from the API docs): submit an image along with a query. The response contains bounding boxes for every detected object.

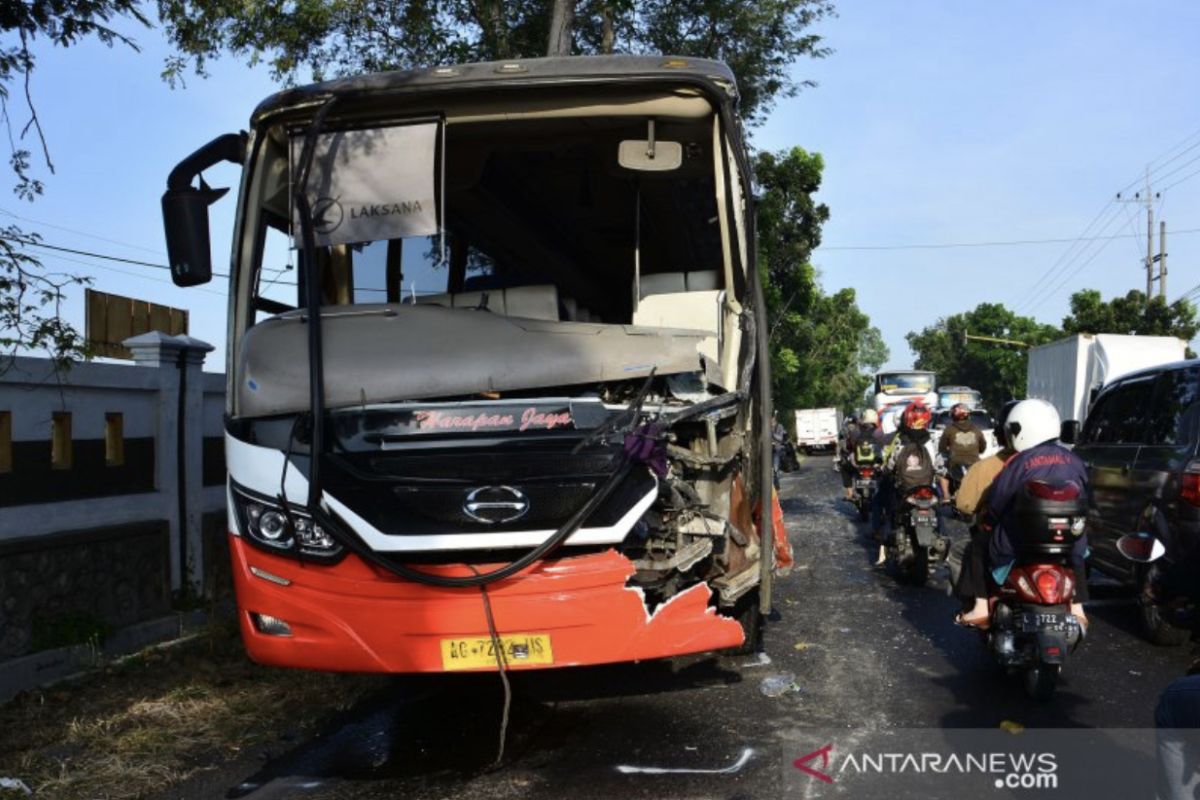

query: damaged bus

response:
[162,56,786,673]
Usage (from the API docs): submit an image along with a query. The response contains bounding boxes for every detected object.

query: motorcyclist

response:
[938,403,987,503]
[951,400,1018,627]
[839,414,860,500]
[872,401,936,566]
[844,410,883,501]
[771,412,788,489]
[987,399,1089,630]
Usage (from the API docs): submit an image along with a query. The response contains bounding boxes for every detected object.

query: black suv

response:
[1074,359,1200,645]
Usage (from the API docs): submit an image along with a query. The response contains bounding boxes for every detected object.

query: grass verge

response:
[0,622,386,799]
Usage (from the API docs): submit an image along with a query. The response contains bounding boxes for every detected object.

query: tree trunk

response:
[476,0,512,60]
[601,1,615,54]
[547,0,575,56]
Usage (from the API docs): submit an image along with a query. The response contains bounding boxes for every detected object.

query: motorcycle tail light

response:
[1034,568,1065,604]
[1012,571,1039,602]
[1181,471,1200,507]
[1026,480,1081,501]
[913,487,935,500]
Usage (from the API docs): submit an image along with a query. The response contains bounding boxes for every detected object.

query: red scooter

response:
[984,479,1087,700]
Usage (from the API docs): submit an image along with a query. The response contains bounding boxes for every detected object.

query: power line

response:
[0,206,164,256]
[818,226,1200,252]
[1161,165,1200,194]
[1016,205,1131,314]
[1009,201,1124,311]
[36,251,227,297]
[0,233,225,276]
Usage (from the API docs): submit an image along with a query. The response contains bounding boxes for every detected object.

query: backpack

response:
[895,440,935,490]
[855,440,878,463]
[947,423,983,465]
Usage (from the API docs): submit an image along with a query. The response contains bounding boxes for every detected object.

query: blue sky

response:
[12,0,1200,372]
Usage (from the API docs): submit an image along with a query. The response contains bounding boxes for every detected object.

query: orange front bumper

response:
[230,536,745,672]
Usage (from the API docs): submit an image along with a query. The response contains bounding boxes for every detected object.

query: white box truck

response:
[1026,333,1187,424]
[795,407,840,453]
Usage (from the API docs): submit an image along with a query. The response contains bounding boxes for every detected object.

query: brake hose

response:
[312,457,635,588]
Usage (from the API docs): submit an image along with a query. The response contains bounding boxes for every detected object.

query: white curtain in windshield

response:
[291,122,440,247]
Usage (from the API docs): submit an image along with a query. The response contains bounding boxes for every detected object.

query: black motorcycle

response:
[981,479,1088,700]
[852,464,879,522]
[888,485,950,586]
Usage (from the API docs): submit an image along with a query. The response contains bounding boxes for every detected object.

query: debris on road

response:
[0,777,32,796]
[615,747,754,775]
[739,652,773,668]
[759,672,801,697]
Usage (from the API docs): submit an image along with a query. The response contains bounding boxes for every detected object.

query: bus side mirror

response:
[162,132,247,287]
[162,183,228,287]
[1061,420,1080,445]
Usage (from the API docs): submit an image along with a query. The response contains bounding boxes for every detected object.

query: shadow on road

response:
[224,656,747,796]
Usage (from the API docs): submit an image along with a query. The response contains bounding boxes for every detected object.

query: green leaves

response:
[1063,288,1198,342]
[909,290,1200,411]
[906,303,1059,411]
[756,147,886,416]
[155,0,835,124]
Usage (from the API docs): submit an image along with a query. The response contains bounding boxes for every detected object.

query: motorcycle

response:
[852,465,878,522]
[982,478,1088,700]
[888,485,950,586]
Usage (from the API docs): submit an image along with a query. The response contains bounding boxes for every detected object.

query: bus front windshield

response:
[877,372,934,394]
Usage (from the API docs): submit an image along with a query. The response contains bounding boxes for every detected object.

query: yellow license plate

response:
[440,633,554,671]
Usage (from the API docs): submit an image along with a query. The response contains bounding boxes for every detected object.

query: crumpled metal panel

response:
[231,539,746,672]
[236,304,709,417]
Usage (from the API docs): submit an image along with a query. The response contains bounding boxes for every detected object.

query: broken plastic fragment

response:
[0,778,32,796]
[759,672,800,697]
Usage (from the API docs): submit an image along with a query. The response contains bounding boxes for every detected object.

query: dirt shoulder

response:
[0,622,386,800]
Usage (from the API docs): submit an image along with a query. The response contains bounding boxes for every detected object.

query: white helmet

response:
[1005,399,1061,452]
[861,409,879,426]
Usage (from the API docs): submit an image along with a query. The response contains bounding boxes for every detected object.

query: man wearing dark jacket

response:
[987,401,1089,629]
[938,403,986,501]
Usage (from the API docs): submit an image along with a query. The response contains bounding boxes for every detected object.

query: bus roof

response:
[251,55,739,124]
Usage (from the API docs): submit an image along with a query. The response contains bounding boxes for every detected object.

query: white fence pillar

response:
[125,332,215,593]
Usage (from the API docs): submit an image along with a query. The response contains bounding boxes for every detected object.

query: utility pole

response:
[1117,166,1164,304]
[1159,220,1167,299]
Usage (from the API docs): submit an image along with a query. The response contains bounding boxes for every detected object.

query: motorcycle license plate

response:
[855,481,874,490]
[1019,612,1072,632]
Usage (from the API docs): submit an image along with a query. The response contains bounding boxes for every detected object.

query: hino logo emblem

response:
[463,486,529,524]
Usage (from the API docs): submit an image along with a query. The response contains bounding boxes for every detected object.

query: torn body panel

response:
[232,539,745,672]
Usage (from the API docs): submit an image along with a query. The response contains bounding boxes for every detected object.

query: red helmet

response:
[951,403,970,421]
[902,401,932,431]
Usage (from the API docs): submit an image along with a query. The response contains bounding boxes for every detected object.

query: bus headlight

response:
[231,483,343,561]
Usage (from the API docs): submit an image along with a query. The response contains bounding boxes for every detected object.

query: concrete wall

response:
[0,334,228,661]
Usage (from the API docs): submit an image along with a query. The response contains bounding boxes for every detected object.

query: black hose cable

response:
[571,368,657,455]
[469,564,512,769]
[294,95,340,512]
[311,456,636,588]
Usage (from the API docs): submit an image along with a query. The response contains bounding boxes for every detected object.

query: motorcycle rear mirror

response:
[1116,532,1167,563]
[1060,419,1080,445]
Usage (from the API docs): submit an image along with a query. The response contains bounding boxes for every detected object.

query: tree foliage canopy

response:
[1062,288,1199,342]
[157,0,834,123]
[905,303,1060,411]
[757,147,886,414]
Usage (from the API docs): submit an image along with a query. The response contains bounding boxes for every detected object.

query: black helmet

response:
[994,400,1020,449]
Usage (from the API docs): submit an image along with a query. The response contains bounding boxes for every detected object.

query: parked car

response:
[1074,359,1200,645]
